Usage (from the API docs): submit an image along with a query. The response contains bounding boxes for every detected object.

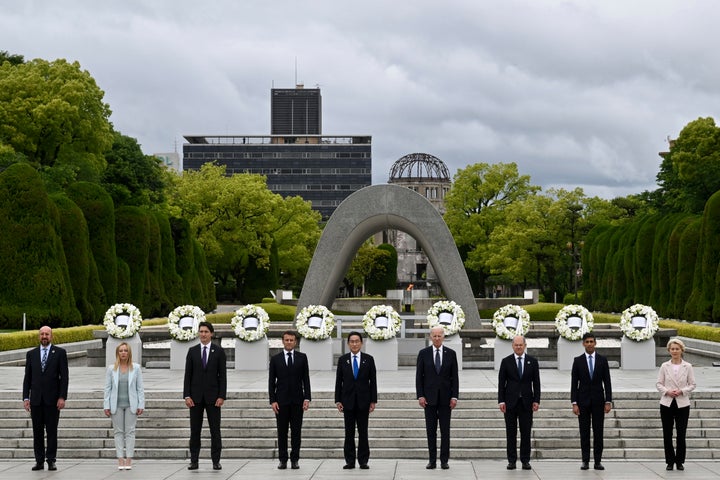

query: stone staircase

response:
[1,390,718,461]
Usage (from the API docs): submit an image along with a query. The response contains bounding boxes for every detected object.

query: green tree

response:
[102,132,168,207]
[656,117,720,214]
[0,50,24,66]
[366,243,398,295]
[444,162,539,295]
[0,58,113,184]
[346,241,391,295]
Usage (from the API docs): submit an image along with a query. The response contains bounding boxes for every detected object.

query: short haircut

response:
[282,330,299,340]
[347,331,364,343]
[667,338,686,353]
[582,332,596,342]
[198,321,214,333]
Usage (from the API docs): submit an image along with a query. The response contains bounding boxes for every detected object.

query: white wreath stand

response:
[493,337,513,370]
[621,336,656,370]
[235,338,269,370]
[442,334,463,371]
[300,337,333,371]
[365,338,398,371]
[170,338,200,370]
[557,337,586,370]
[106,335,142,368]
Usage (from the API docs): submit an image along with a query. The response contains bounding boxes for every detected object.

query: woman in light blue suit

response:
[104,342,145,470]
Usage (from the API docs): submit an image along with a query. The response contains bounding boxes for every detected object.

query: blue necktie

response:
[435,349,441,374]
[588,355,594,378]
[202,346,207,368]
[517,356,523,377]
[41,348,48,372]
[353,355,359,379]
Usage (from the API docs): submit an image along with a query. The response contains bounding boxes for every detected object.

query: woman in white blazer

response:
[104,342,145,470]
[656,338,695,471]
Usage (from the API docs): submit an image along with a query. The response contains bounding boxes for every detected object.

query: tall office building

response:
[183,85,371,219]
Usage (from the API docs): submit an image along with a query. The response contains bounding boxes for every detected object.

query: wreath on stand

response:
[426,300,466,336]
[555,304,594,341]
[362,304,402,341]
[296,305,336,341]
[231,305,270,342]
[492,304,531,340]
[103,303,143,339]
[168,305,205,341]
[620,304,659,341]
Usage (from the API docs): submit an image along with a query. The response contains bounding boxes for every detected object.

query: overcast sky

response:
[2,1,719,198]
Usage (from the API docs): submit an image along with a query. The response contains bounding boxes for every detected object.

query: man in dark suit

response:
[416,325,459,470]
[571,332,613,471]
[269,330,311,470]
[183,321,227,471]
[22,326,69,471]
[498,335,541,471]
[335,331,377,470]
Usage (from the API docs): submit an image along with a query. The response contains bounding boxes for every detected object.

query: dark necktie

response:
[588,355,594,378]
[517,356,523,377]
[287,351,293,367]
[41,348,48,372]
[353,355,359,379]
[202,346,207,368]
[435,348,441,374]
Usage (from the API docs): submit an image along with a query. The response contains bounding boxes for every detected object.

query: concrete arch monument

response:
[297,184,480,326]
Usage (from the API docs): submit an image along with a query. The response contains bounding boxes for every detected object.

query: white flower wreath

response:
[426,300,466,336]
[296,304,335,341]
[231,304,270,342]
[620,303,659,342]
[168,305,205,341]
[492,304,531,340]
[555,304,594,341]
[103,303,142,339]
[362,304,402,341]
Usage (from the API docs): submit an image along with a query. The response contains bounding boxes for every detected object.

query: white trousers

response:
[111,407,137,458]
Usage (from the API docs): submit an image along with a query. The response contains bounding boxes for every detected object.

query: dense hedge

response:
[0,164,80,328]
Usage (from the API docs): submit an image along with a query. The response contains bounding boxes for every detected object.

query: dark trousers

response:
[578,403,605,464]
[504,403,533,464]
[660,401,690,465]
[424,403,451,464]
[343,406,370,466]
[189,401,222,463]
[30,403,60,463]
[276,403,303,462]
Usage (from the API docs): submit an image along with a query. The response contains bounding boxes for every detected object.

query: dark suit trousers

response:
[424,403,451,464]
[343,406,370,466]
[504,403,533,463]
[189,401,222,463]
[276,404,303,462]
[30,404,60,462]
[578,403,605,463]
[660,400,690,465]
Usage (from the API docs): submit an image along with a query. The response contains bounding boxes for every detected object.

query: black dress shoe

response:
[676,463,684,471]
[426,462,436,469]
[47,461,57,471]
[666,464,674,470]
[441,463,449,470]
[580,462,589,470]
[291,461,299,470]
[507,463,516,470]
[213,463,222,470]
[594,463,605,470]
[522,462,531,470]
[343,464,355,469]
[277,461,287,470]
[187,462,199,470]
[32,463,44,471]
[359,464,369,469]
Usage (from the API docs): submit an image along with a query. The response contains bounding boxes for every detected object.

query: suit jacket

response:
[23,344,69,406]
[571,352,612,407]
[183,342,227,404]
[269,350,311,405]
[104,363,145,414]
[498,353,541,410]
[334,352,377,410]
[415,345,459,406]
[656,359,696,408]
